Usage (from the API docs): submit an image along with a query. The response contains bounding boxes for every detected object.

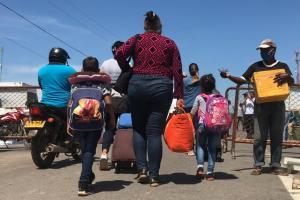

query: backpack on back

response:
[68,73,111,133]
[201,93,232,133]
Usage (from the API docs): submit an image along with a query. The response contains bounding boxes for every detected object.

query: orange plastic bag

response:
[164,108,195,153]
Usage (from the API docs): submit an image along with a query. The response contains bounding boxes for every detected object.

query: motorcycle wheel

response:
[31,129,55,169]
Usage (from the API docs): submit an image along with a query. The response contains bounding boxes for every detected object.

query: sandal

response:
[271,167,288,176]
[195,167,205,179]
[251,167,262,175]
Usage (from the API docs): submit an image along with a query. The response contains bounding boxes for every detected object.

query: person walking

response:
[220,39,294,175]
[115,11,184,187]
[183,63,201,156]
[190,74,222,181]
[99,41,129,170]
[70,57,115,196]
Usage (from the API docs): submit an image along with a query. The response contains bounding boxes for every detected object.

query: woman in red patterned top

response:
[115,11,184,187]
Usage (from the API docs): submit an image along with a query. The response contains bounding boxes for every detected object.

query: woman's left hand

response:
[176,98,185,109]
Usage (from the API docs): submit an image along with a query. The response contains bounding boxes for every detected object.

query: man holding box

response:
[220,39,294,175]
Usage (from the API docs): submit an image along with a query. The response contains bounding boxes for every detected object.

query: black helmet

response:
[48,47,70,64]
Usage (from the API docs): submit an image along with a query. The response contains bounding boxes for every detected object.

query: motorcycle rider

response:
[38,47,76,143]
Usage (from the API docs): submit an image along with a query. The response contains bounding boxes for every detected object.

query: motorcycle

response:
[0,107,27,137]
[24,102,81,169]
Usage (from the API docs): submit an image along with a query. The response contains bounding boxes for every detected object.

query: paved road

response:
[0,143,299,200]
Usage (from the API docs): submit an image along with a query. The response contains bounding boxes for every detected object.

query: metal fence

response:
[225,85,300,158]
[0,86,40,142]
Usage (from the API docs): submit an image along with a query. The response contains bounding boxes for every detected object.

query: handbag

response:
[114,35,140,94]
[113,69,132,94]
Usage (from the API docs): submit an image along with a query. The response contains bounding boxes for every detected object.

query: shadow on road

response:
[213,172,238,180]
[160,172,238,184]
[160,173,201,184]
[50,158,81,169]
[92,180,133,193]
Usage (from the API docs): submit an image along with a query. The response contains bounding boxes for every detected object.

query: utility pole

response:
[0,47,3,82]
[296,49,300,84]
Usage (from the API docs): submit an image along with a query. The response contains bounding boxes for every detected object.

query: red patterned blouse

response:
[115,32,183,99]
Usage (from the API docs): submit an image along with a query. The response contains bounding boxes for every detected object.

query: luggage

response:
[111,128,136,173]
[118,113,132,129]
[253,69,289,103]
[164,108,195,153]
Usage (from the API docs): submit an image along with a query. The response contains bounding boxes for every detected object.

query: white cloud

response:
[10,64,42,74]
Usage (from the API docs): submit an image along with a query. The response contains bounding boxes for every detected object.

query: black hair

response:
[82,57,99,73]
[112,41,124,55]
[200,74,216,93]
[189,63,199,71]
[144,11,162,34]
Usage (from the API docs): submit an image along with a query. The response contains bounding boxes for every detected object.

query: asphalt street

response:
[0,143,299,200]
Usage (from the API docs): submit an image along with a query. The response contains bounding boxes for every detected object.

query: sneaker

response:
[78,182,92,197]
[251,167,262,175]
[206,173,215,181]
[150,177,160,187]
[195,167,205,179]
[134,168,149,184]
[271,167,288,176]
[187,150,195,156]
[99,154,108,171]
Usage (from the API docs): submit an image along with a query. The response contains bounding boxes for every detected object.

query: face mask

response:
[260,48,275,62]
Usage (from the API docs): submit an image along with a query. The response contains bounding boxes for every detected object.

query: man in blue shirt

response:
[183,63,201,113]
[38,48,76,143]
[38,47,76,108]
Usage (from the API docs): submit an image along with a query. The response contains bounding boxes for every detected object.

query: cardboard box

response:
[253,69,289,103]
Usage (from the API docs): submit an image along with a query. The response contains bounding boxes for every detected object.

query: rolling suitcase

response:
[111,128,137,173]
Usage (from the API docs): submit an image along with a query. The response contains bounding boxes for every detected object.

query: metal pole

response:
[296,50,300,84]
[231,85,241,159]
[0,47,3,82]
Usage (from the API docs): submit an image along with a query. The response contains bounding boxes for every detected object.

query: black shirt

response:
[242,61,293,81]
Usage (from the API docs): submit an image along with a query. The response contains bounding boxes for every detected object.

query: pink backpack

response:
[201,93,232,133]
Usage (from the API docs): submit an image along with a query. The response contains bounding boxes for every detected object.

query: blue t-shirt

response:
[183,76,201,108]
[38,64,76,107]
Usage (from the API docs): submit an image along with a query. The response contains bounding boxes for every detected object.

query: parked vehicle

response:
[0,107,27,137]
[24,102,81,169]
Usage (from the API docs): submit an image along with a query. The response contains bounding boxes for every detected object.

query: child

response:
[190,74,221,181]
[68,57,115,196]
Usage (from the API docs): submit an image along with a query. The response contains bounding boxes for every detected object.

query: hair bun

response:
[145,11,156,21]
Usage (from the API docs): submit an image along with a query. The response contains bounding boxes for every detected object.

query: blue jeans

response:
[196,126,221,173]
[128,74,173,179]
[79,131,101,184]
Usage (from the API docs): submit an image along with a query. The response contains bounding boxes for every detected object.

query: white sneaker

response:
[187,150,195,156]
[99,154,108,170]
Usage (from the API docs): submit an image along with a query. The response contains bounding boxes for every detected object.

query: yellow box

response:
[252,69,289,104]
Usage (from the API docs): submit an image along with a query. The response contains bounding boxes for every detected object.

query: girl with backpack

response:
[68,57,115,196]
[190,74,231,181]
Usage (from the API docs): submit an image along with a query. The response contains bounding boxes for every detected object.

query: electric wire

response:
[48,1,108,42]
[67,0,120,39]
[0,1,88,57]
[0,35,47,59]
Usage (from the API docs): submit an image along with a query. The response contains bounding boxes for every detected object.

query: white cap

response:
[256,39,277,50]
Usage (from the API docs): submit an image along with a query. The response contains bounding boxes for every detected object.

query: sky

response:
[0,0,300,93]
